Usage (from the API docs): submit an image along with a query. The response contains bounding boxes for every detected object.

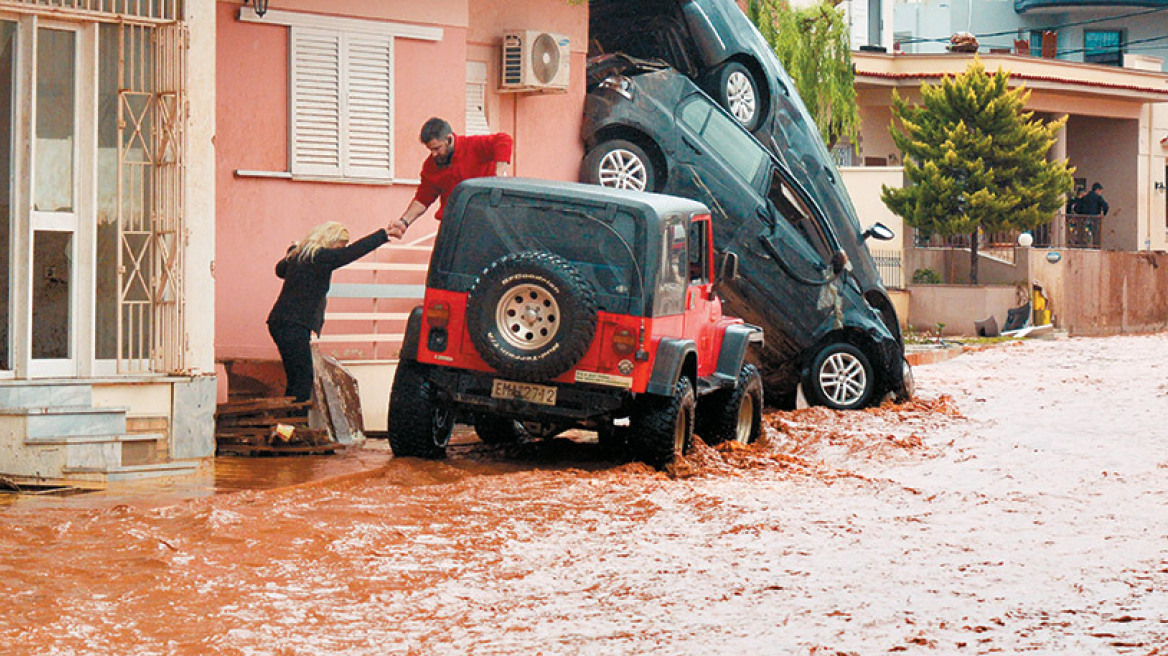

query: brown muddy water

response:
[3,344,1166,656]
[0,401,957,656]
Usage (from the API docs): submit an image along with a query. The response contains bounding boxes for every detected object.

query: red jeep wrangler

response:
[388,178,763,467]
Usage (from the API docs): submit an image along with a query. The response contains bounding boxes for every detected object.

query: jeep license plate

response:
[491,379,557,406]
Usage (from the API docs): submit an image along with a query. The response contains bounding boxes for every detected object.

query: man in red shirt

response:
[389,117,513,239]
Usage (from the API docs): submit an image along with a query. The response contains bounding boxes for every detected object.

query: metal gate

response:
[115,16,186,373]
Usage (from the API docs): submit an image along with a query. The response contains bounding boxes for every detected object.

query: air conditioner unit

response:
[500,30,570,93]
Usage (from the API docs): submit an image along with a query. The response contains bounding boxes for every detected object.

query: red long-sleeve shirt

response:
[413,133,513,220]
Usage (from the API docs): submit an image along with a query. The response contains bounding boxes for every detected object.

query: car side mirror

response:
[862,222,895,241]
[716,251,739,282]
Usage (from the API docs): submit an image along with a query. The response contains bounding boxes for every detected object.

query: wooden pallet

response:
[215,397,336,456]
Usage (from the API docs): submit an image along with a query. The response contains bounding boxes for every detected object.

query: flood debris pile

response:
[214,397,335,456]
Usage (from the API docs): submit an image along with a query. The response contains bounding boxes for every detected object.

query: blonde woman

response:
[267,221,391,403]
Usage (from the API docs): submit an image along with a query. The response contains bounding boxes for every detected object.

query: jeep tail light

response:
[612,328,636,355]
[425,301,450,328]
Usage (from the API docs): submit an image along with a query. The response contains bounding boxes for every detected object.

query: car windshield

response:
[438,195,648,315]
[677,97,768,185]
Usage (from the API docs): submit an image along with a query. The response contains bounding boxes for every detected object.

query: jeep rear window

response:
[433,196,650,316]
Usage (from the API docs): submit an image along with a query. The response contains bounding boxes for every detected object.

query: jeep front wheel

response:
[387,359,452,459]
[467,252,597,382]
[697,364,763,445]
[629,378,695,468]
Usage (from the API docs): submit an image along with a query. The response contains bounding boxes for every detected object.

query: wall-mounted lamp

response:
[245,0,269,17]
[1155,181,1166,192]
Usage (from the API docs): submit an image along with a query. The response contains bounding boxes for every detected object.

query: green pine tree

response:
[882,58,1074,283]
[748,0,859,149]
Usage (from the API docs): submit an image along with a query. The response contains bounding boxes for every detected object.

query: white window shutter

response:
[291,28,342,177]
[343,33,393,179]
[465,61,489,136]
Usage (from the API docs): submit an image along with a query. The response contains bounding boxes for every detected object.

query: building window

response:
[290,27,393,180]
[1084,29,1124,66]
[465,61,490,136]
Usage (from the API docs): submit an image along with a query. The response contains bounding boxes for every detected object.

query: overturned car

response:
[581,58,910,409]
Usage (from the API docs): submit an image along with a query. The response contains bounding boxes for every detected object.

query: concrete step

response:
[5,406,129,441]
[0,382,92,409]
[64,460,201,483]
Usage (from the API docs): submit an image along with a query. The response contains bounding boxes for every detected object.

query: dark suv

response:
[582,61,910,409]
[387,178,764,467]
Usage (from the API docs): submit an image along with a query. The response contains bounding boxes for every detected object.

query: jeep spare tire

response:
[467,252,597,382]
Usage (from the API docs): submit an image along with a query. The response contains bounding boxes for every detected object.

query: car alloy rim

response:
[734,393,754,443]
[496,283,560,351]
[598,148,648,191]
[818,351,868,406]
[673,410,687,454]
[726,70,756,124]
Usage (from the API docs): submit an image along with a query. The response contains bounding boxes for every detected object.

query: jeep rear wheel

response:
[387,359,452,459]
[467,252,598,382]
[697,364,763,445]
[629,378,695,468]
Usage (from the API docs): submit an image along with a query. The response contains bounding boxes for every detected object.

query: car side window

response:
[677,97,768,184]
[687,219,708,284]
[767,169,834,264]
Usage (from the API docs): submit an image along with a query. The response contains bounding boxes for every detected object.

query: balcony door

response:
[28,24,82,377]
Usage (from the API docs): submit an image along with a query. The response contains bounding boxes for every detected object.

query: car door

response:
[682,215,720,376]
[667,93,769,250]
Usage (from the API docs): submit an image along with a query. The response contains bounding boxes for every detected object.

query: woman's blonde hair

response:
[290,221,350,261]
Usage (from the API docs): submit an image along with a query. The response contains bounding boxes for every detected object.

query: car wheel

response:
[473,415,526,445]
[715,62,761,131]
[803,343,875,411]
[629,377,695,468]
[387,359,452,459]
[582,139,657,192]
[467,252,598,382]
[697,364,763,445]
[896,357,915,402]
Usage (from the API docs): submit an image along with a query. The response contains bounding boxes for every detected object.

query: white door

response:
[27,24,81,378]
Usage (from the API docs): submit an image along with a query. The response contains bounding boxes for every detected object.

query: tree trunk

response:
[969,228,980,285]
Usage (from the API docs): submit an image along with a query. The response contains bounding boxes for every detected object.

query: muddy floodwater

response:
[3,334,1168,655]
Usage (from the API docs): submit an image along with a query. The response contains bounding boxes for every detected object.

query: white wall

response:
[187,0,216,373]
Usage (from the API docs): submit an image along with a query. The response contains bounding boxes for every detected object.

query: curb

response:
[905,345,965,367]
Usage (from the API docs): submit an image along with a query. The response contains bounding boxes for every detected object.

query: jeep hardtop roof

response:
[429,178,712,318]
[443,177,709,230]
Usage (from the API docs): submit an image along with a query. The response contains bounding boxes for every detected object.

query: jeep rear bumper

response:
[427,367,631,423]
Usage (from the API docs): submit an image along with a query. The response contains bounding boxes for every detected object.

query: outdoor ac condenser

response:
[499,30,570,93]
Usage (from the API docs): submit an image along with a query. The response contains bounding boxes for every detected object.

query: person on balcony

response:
[1077,183,1109,216]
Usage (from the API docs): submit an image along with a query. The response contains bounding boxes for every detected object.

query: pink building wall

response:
[215,0,588,371]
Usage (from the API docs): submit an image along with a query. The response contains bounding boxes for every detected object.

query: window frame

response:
[1083,29,1125,67]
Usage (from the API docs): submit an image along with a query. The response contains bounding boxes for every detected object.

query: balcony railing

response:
[870,250,905,289]
[914,213,1102,254]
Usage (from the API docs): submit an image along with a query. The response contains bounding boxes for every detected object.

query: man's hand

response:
[387,219,408,240]
[495,161,510,177]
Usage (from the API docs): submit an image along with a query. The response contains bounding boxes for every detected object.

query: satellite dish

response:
[531,33,562,85]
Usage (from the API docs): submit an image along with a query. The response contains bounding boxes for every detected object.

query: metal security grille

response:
[115,18,186,373]
[0,0,179,21]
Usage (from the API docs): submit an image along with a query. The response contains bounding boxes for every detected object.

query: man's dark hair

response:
[420,117,452,143]
[1091,182,1103,191]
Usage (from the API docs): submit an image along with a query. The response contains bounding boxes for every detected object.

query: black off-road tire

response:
[387,359,452,459]
[629,378,695,468]
[466,252,597,382]
[803,342,875,411]
[473,415,525,445]
[581,139,658,192]
[697,364,763,445]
